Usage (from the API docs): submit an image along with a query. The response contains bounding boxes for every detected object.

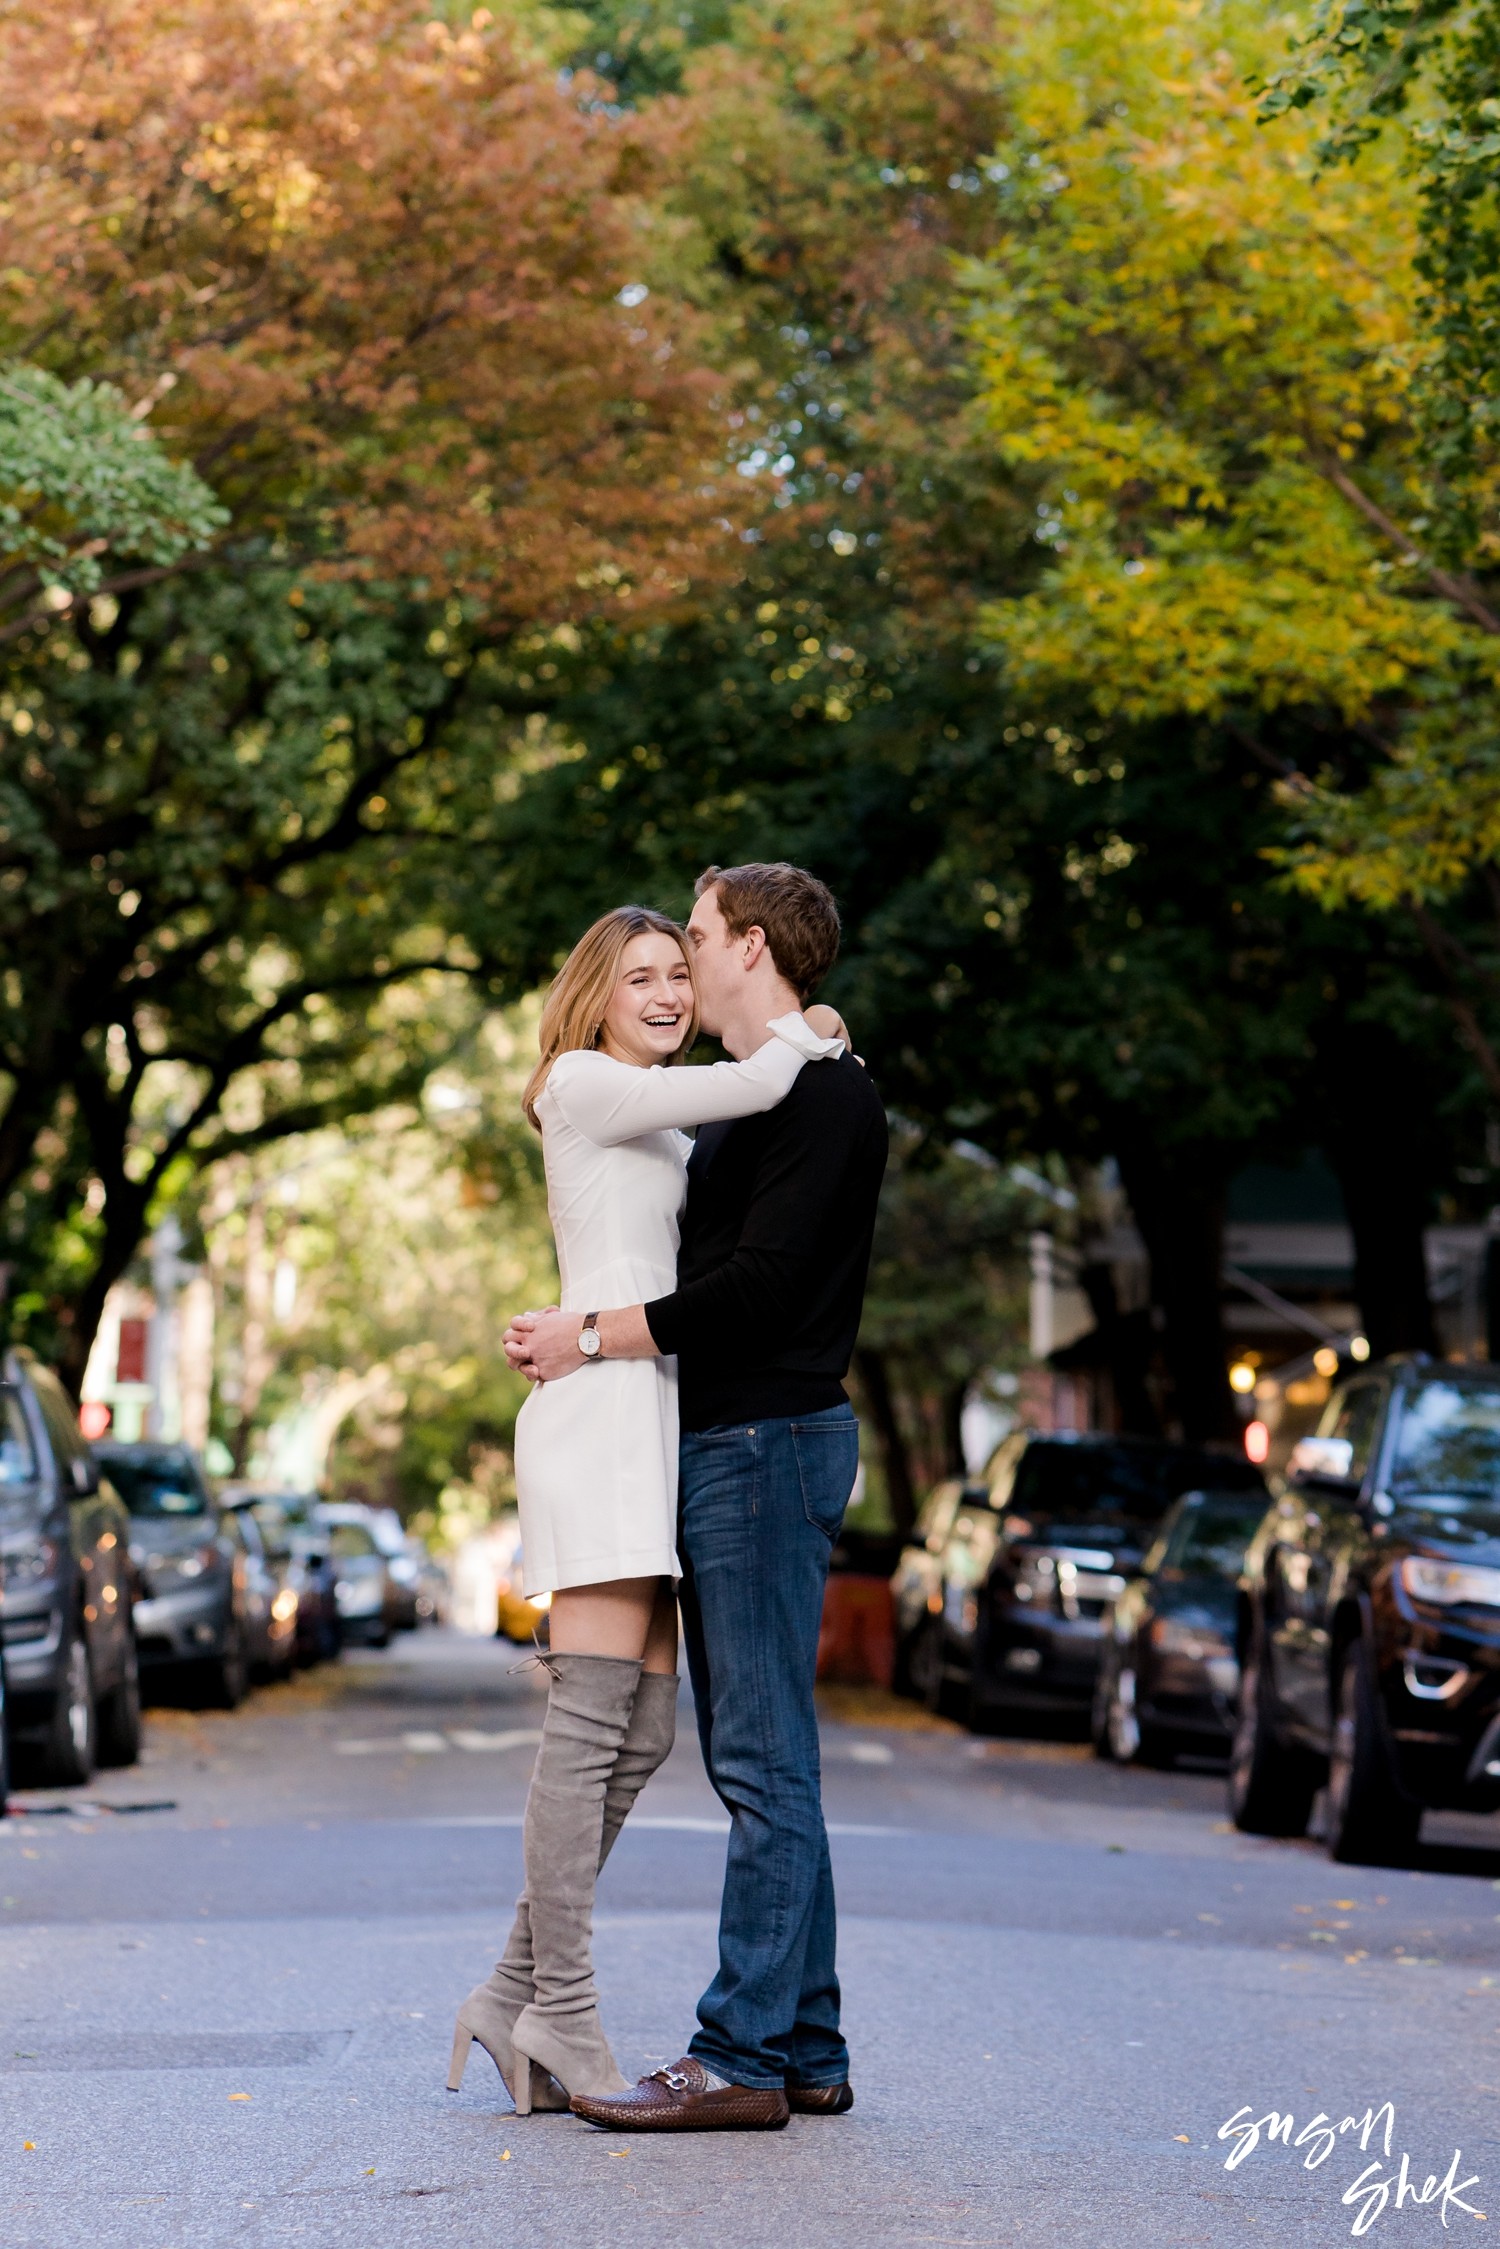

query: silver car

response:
[94,1442,250,1709]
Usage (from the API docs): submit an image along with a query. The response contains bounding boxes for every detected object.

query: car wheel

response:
[1092,1650,1118,1759]
[200,1617,248,1711]
[892,1628,917,1700]
[1108,1665,1143,1761]
[1326,1641,1422,1867]
[905,1618,941,1707]
[95,1629,142,1769]
[35,1625,97,1787]
[1228,1629,1319,1837]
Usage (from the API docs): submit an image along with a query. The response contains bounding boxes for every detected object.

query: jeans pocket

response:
[791,1418,860,1541]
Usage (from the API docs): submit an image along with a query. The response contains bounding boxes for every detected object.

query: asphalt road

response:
[3,1630,1500,2249]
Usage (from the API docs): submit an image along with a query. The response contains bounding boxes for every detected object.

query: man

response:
[504,861,887,2129]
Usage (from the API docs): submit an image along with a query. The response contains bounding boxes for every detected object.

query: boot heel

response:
[514,2050,533,2117]
[447,2022,474,2092]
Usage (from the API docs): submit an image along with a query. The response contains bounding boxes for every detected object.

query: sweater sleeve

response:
[542,1015,842,1148]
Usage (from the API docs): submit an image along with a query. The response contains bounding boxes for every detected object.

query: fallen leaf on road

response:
[228,2093,251,2102]
[500,2151,511,2161]
[1175,2135,1191,2143]
[610,2150,629,2158]
[22,2143,34,2152]
[364,2168,375,2176]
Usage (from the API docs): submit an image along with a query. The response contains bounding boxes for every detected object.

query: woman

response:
[448,904,844,2114]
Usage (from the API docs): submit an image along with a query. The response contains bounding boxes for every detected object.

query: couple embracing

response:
[447,860,887,2130]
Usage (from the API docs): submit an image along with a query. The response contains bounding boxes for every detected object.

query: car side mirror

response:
[70,1453,100,1498]
[1286,1435,1361,1498]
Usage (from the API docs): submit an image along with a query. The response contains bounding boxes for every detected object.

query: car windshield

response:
[1162,1493,1269,1578]
[1008,1442,1264,1544]
[328,1522,376,1559]
[1390,1383,1500,1501]
[0,1390,36,1486]
[98,1448,208,1517]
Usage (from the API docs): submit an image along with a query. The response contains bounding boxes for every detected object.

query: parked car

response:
[961,1432,1267,1730]
[318,1504,400,1647]
[219,1495,298,1680]
[233,1491,341,1667]
[1,1349,140,1784]
[366,1509,423,1633]
[891,1478,998,1710]
[1093,1487,1271,1765]
[93,1440,249,1709]
[1232,1357,1500,1864]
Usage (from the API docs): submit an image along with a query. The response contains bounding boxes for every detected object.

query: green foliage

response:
[0,559,550,1374]
[1258,0,1500,557]
[0,365,226,613]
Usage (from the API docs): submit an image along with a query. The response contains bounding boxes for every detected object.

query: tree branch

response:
[1311,451,1500,636]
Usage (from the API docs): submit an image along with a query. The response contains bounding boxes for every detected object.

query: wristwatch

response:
[579,1312,603,1360]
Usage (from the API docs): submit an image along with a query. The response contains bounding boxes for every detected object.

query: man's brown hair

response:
[695,861,841,1000]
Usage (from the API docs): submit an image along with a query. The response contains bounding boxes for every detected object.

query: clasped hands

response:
[503,1307,578,1384]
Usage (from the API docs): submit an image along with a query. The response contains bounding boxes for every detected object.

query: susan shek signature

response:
[1217,2101,1484,2236]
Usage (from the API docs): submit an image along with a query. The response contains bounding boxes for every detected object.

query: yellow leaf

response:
[228,2093,251,2102]
[500,2150,512,2161]
[1175,2135,1191,2143]
[22,2142,35,2152]
[610,2149,629,2158]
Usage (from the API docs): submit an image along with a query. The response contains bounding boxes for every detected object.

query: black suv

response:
[1,1349,140,1784]
[966,1432,1267,1729]
[1232,1358,1500,1864]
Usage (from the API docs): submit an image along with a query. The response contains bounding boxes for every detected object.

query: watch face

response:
[580,1329,600,1356]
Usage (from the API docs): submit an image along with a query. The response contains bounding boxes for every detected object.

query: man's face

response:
[685,885,741,1036]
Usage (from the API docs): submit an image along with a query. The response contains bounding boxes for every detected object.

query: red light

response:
[79,1400,112,1440]
[1244,1419,1270,1465]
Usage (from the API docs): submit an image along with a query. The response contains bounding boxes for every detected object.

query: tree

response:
[204,1003,558,1518]
[855,1133,1036,1535]
[0,0,739,1381]
[1249,0,1500,1096]
[474,0,1482,1437]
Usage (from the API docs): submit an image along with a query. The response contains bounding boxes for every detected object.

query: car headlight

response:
[1150,1617,1232,1659]
[147,1543,220,1589]
[1400,1557,1500,1609]
[271,1587,299,1623]
[3,1535,59,1590]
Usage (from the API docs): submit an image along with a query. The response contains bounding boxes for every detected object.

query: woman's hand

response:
[804,1002,852,1052]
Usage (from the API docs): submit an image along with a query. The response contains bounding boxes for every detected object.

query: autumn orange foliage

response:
[0,0,738,618]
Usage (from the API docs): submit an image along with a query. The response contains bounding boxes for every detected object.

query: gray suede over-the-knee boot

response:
[508,1652,643,2109]
[447,1671,678,2109]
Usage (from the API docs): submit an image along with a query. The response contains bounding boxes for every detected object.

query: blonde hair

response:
[523,906,699,1130]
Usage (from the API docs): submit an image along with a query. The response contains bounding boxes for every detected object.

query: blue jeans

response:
[677,1402,860,2088]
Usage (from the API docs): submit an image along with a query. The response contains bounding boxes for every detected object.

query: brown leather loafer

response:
[786,2081,853,2115]
[570,2057,790,2132]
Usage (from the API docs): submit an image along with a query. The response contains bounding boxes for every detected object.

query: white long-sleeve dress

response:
[513,1014,841,1597]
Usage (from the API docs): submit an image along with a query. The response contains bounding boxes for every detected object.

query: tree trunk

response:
[57,1183,151,1397]
[1114,1142,1236,1443]
[853,1343,919,1541]
[1318,1025,1438,1359]
[1077,1260,1161,1436]
[942,1380,967,1480]
[231,1199,274,1473]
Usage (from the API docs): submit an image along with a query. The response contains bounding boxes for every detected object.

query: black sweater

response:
[644,1050,888,1432]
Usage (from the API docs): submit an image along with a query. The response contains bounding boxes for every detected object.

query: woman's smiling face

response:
[598,931,696,1067]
